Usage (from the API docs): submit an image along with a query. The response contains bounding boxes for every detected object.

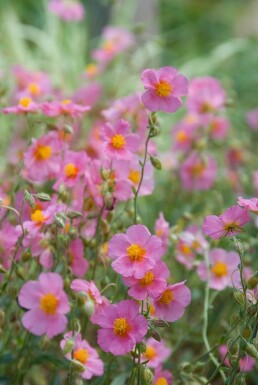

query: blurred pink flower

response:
[97,300,148,355]
[153,365,173,385]
[108,224,162,278]
[40,99,90,118]
[49,0,85,21]
[237,196,258,214]
[18,272,70,338]
[3,97,38,114]
[68,239,89,277]
[141,338,171,368]
[246,108,258,130]
[155,212,170,253]
[141,66,188,113]
[61,332,104,379]
[219,345,256,372]
[197,248,240,290]
[203,205,250,239]
[154,281,191,322]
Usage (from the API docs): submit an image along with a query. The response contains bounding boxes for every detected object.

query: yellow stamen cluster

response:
[155,81,172,97]
[31,209,45,224]
[34,144,52,161]
[128,170,140,185]
[111,134,126,149]
[145,346,157,360]
[176,130,188,143]
[127,244,146,262]
[74,348,89,364]
[64,163,79,178]
[28,83,40,96]
[158,289,174,305]
[156,378,168,385]
[19,97,32,108]
[113,317,130,336]
[140,271,154,286]
[40,293,59,315]
[212,261,228,277]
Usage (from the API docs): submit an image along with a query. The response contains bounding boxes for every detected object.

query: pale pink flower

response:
[154,281,191,322]
[209,115,230,140]
[237,196,258,214]
[153,365,173,385]
[97,300,148,356]
[203,205,250,239]
[141,67,188,113]
[68,239,89,277]
[18,272,70,338]
[253,171,258,195]
[100,119,139,160]
[3,97,38,114]
[123,261,170,300]
[40,99,90,118]
[141,338,171,368]
[246,108,258,131]
[61,332,104,379]
[197,248,240,290]
[172,121,197,152]
[187,77,226,115]
[180,152,217,191]
[108,224,163,278]
[49,0,85,21]
[219,345,256,372]
[155,213,170,253]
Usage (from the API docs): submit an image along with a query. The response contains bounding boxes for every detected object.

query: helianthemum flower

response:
[141,338,171,368]
[203,205,250,239]
[153,281,191,322]
[97,300,148,355]
[18,272,70,338]
[141,66,188,113]
[108,224,163,278]
[61,332,104,380]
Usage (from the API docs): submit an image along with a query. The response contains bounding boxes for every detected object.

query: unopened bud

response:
[0,264,7,274]
[64,124,74,135]
[71,359,85,373]
[54,214,65,228]
[100,168,110,181]
[149,125,160,137]
[243,326,252,339]
[104,192,113,209]
[181,362,192,373]
[22,248,32,262]
[67,211,82,220]
[247,306,257,316]
[244,341,258,358]
[230,311,241,326]
[35,192,51,202]
[233,238,244,256]
[149,112,158,125]
[69,227,78,240]
[151,329,161,342]
[228,339,238,355]
[150,155,162,170]
[141,366,153,385]
[63,339,75,355]
[58,185,69,203]
[247,272,258,289]
[24,190,35,208]
[138,341,146,354]
[106,211,114,223]
[15,266,26,280]
[234,291,245,306]
[153,319,168,328]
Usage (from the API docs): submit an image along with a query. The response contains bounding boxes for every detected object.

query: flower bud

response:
[100,168,110,181]
[0,264,7,274]
[247,305,257,316]
[69,226,78,240]
[24,190,35,208]
[244,341,258,358]
[0,309,5,327]
[150,155,162,170]
[234,291,245,306]
[67,211,82,220]
[138,341,146,354]
[243,326,252,339]
[228,339,238,355]
[234,373,246,385]
[151,329,161,342]
[149,112,158,125]
[35,192,51,202]
[54,214,66,228]
[247,272,258,289]
[233,238,244,256]
[149,125,160,137]
[58,185,69,203]
[104,192,114,209]
[230,311,241,326]
[22,248,32,262]
[15,265,26,280]
[71,359,85,373]
[153,319,168,328]
[63,339,75,355]
[141,366,153,385]
[64,124,74,135]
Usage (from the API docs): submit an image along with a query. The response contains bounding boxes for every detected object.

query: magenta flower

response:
[100,119,139,160]
[197,248,240,290]
[219,345,256,372]
[3,97,38,114]
[40,99,90,118]
[153,365,173,385]
[153,281,191,322]
[141,338,171,368]
[246,108,258,131]
[210,116,230,140]
[180,152,217,191]
[68,239,89,278]
[18,272,70,338]
[49,0,85,22]
[108,224,163,279]
[123,261,170,300]
[237,196,258,214]
[97,300,148,356]
[155,212,170,253]
[141,66,188,113]
[61,332,104,380]
[203,205,250,239]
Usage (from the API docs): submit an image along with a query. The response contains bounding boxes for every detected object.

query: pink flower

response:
[153,365,173,385]
[97,299,148,355]
[253,171,258,195]
[246,108,258,131]
[61,332,103,379]
[141,338,171,368]
[155,212,170,253]
[68,239,89,277]
[209,116,230,140]
[49,0,85,21]
[123,261,170,300]
[18,272,70,338]
[187,77,226,115]
[3,97,38,114]
[141,67,188,113]
[53,150,88,190]
[23,131,62,183]
[197,248,240,290]
[203,205,250,239]
[180,152,217,191]
[108,224,163,278]
[153,281,191,322]
[237,196,258,214]
[172,121,197,152]
[100,119,139,160]
[70,279,109,324]
[219,345,256,372]
[40,99,90,118]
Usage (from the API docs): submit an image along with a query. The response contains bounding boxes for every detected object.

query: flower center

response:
[158,289,174,305]
[19,97,32,108]
[128,170,140,185]
[28,82,40,96]
[155,81,172,97]
[74,348,89,364]
[34,144,52,161]
[64,163,79,178]
[31,209,45,224]
[180,243,192,255]
[113,317,131,336]
[156,228,163,237]
[127,244,146,261]
[200,102,213,113]
[192,240,200,249]
[85,63,97,76]
[103,41,115,53]
[212,261,228,277]
[176,130,188,143]
[40,293,59,315]
[111,134,126,149]
[62,99,72,105]
[140,271,154,286]
[145,346,157,360]
[223,222,239,233]
[156,378,168,385]
[190,163,205,177]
